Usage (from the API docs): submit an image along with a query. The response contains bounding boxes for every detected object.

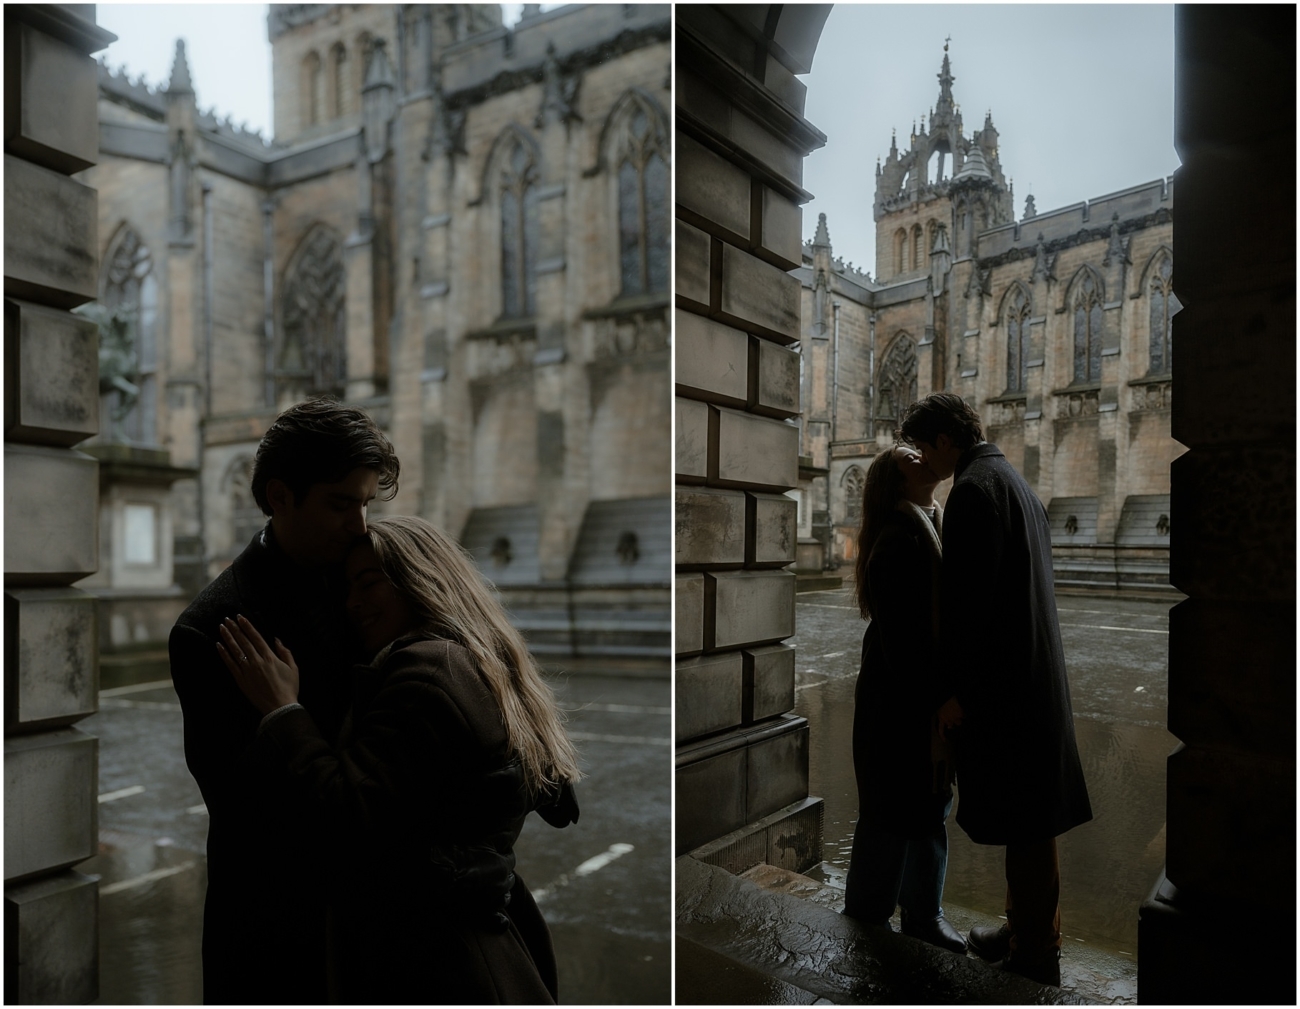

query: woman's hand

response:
[937,695,964,741]
[217,614,300,716]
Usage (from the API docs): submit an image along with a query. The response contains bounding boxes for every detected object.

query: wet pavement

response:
[791,586,1177,960]
[81,661,670,1005]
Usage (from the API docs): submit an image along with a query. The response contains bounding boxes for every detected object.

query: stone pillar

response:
[1137,8,1295,1004]
[4,5,115,1002]
[674,5,831,872]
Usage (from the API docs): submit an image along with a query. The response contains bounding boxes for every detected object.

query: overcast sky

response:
[93,4,544,140]
[801,4,1179,277]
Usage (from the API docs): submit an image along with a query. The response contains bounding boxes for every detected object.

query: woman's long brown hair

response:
[363,515,581,795]
[854,447,908,619]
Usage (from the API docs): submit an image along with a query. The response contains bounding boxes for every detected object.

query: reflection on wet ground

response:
[793,588,1177,955]
[83,666,670,1005]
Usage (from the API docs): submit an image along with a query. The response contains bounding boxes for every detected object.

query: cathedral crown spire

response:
[936,45,955,114]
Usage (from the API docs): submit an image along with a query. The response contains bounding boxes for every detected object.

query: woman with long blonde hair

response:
[842,445,965,956]
[218,515,580,1004]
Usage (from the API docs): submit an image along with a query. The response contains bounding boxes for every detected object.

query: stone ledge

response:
[676,855,1094,1005]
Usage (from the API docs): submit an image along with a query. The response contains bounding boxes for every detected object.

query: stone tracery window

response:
[329,43,348,118]
[280,226,346,400]
[498,135,539,318]
[843,465,866,524]
[877,333,918,433]
[98,225,158,444]
[1005,285,1031,394]
[912,223,924,270]
[1072,271,1103,384]
[608,92,669,297]
[304,51,323,127]
[893,229,907,276]
[1148,255,1176,376]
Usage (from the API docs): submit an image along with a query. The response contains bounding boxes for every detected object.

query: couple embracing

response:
[844,392,1093,988]
[169,399,580,1004]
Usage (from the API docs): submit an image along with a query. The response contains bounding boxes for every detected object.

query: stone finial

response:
[536,40,579,127]
[168,39,194,96]
[813,212,832,249]
[1104,212,1131,266]
[1023,193,1037,220]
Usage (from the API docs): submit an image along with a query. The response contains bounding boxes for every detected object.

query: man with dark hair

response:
[899,392,1092,987]
[170,398,400,1003]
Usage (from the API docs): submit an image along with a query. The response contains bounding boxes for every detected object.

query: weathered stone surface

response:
[746,716,808,820]
[746,643,796,721]
[676,651,744,743]
[749,492,797,566]
[3,155,98,308]
[9,23,100,174]
[5,589,98,730]
[675,397,709,482]
[718,244,801,343]
[1165,743,1293,907]
[4,300,99,446]
[676,131,751,244]
[4,728,97,882]
[676,742,747,852]
[676,220,712,310]
[751,336,801,419]
[4,445,98,583]
[710,569,795,649]
[675,487,745,567]
[675,311,748,406]
[676,573,705,656]
[3,444,97,582]
[759,185,803,271]
[4,869,99,1005]
[715,406,799,490]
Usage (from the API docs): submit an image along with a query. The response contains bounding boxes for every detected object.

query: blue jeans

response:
[843,798,952,924]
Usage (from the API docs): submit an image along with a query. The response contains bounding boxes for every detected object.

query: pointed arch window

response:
[1148,255,1176,376]
[912,223,924,270]
[97,226,158,444]
[1005,286,1031,394]
[499,137,539,318]
[280,226,346,400]
[611,95,669,297]
[1072,272,1103,384]
[329,43,348,118]
[304,51,323,127]
[877,334,919,433]
[843,465,866,524]
[893,229,907,276]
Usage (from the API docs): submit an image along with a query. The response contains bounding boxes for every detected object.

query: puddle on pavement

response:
[797,669,1175,955]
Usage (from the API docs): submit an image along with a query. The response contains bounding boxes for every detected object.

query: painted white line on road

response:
[576,703,671,715]
[821,651,846,659]
[1059,623,1168,635]
[532,843,634,903]
[98,785,145,803]
[100,698,183,712]
[100,861,197,896]
[568,731,671,745]
[186,804,208,815]
[100,679,173,698]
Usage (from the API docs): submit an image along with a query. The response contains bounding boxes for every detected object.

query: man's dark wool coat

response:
[854,505,952,839]
[939,444,1093,845]
[253,634,573,1005]
[169,528,356,1005]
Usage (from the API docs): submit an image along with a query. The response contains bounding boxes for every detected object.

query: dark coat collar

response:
[953,441,1003,480]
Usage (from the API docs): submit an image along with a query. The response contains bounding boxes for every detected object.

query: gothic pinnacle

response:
[168,39,194,95]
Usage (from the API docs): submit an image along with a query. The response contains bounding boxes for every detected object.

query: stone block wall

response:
[4,6,115,1002]
[674,5,830,868]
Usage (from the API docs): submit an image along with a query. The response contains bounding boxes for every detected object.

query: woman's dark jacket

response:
[253,634,578,1005]
[938,443,1092,845]
[854,502,952,839]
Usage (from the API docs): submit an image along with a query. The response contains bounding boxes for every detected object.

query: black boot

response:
[966,921,1013,962]
[900,912,967,954]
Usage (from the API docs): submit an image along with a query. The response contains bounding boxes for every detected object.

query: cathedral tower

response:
[872,47,1012,282]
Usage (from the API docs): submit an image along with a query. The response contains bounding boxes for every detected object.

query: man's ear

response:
[265,478,292,517]
[935,433,953,454]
